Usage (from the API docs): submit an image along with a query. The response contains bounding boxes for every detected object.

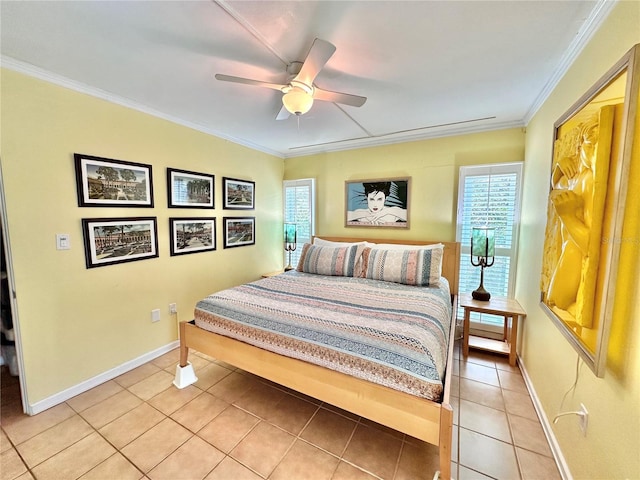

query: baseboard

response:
[517,354,573,480]
[27,341,179,415]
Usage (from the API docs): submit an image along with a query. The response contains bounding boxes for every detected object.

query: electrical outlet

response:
[579,403,588,435]
[169,303,177,314]
[151,309,161,322]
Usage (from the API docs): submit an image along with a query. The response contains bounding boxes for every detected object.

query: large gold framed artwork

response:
[540,44,639,377]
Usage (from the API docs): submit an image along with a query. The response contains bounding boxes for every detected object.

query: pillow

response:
[366,242,444,251]
[360,245,443,286]
[313,238,367,276]
[313,238,366,248]
[297,243,366,277]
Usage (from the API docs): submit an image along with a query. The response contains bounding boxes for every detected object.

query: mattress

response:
[194,271,452,401]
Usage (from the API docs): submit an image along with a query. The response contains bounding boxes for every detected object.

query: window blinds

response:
[456,164,523,327]
[283,179,315,268]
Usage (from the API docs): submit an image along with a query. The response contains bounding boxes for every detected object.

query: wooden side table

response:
[459,293,526,366]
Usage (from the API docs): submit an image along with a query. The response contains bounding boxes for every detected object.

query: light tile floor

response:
[1,342,562,480]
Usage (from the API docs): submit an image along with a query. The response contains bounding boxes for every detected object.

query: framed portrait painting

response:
[167,168,214,208]
[81,217,158,268]
[223,217,255,248]
[345,177,410,228]
[223,177,255,210]
[74,154,153,207]
[169,218,216,256]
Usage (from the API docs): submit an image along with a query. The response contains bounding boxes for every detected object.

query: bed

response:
[176,236,460,480]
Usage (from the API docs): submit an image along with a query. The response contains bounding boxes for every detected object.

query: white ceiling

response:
[1,1,611,158]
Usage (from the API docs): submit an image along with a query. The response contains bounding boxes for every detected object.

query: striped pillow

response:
[313,239,368,276]
[360,246,443,286]
[296,243,365,277]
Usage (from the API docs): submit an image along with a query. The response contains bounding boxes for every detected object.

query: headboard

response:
[313,236,460,295]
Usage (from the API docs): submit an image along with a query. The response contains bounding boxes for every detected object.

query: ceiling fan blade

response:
[276,105,291,121]
[313,87,367,107]
[293,38,336,87]
[215,74,286,91]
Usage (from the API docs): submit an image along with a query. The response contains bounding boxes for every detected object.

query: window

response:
[283,178,315,268]
[456,163,523,331]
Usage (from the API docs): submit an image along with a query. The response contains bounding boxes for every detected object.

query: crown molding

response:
[3,0,611,167]
[284,119,525,158]
[1,56,285,158]
[2,55,522,159]
[523,0,618,124]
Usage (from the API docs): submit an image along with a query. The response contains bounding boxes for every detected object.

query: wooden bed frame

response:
[177,237,460,480]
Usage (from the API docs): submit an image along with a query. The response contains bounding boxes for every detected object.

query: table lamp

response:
[284,223,297,271]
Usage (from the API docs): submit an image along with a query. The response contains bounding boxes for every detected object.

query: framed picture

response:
[539,44,639,377]
[223,217,255,248]
[345,177,410,228]
[74,153,153,207]
[169,218,216,256]
[223,177,255,210]
[167,168,215,208]
[81,217,158,269]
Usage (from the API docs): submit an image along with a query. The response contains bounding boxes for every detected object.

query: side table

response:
[459,293,526,366]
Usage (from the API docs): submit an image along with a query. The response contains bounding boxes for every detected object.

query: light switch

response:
[56,234,70,250]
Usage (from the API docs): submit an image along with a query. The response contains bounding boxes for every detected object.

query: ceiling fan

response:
[215,38,367,119]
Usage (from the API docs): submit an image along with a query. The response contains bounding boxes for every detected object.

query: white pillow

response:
[366,242,444,251]
[313,238,367,247]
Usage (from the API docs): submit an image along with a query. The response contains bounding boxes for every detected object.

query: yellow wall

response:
[285,128,525,241]
[517,2,640,479]
[3,3,638,474]
[0,70,283,405]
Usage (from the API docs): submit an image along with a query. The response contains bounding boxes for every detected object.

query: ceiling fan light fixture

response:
[282,87,314,116]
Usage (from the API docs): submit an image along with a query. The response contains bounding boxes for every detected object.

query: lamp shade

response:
[284,223,297,244]
[471,227,495,257]
[282,88,314,115]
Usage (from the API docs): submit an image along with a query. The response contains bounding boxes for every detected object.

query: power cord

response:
[553,354,582,424]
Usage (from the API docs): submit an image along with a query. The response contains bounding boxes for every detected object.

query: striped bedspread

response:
[194,271,452,402]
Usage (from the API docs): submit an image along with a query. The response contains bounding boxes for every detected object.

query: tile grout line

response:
[458,353,523,479]
[1,423,37,480]
[230,390,396,479]
[2,348,560,480]
[497,362,525,480]
[81,392,174,480]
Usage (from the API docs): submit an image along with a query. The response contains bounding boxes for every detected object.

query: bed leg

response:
[173,321,198,389]
[438,403,454,480]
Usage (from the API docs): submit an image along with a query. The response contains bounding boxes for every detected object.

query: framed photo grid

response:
[75,158,262,260]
